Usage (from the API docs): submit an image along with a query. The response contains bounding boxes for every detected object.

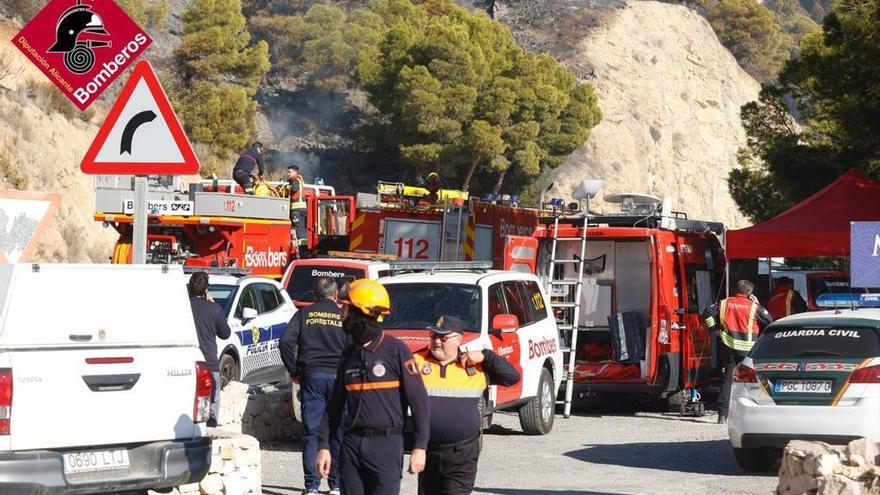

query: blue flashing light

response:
[815,293,880,309]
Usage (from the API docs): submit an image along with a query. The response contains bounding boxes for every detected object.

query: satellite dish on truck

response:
[603,192,662,215]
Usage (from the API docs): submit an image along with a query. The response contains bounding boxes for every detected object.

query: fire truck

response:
[94,176,541,276]
[503,190,727,416]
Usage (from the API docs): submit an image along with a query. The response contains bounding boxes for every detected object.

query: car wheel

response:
[219,353,240,389]
[519,368,555,435]
[734,447,778,472]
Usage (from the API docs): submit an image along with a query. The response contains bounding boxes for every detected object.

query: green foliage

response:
[248,14,306,70]
[290,0,600,194]
[175,82,257,154]
[176,0,270,94]
[730,0,880,222]
[174,0,270,157]
[116,0,170,30]
[708,0,794,82]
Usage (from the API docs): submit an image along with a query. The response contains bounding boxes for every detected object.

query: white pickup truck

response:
[0,264,212,493]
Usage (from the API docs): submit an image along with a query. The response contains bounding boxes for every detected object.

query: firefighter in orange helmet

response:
[767,276,807,320]
[702,279,773,424]
[317,279,430,495]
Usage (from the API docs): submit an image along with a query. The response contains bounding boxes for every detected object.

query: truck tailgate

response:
[8,346,201,451]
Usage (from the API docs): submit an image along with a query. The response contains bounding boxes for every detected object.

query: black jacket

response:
[189,296,232,371]
[279,298,347,378]
[233,146,265,176]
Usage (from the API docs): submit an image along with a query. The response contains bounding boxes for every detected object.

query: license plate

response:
[774,379,832,393]
[62,449,130,474]
[123,199,194,216]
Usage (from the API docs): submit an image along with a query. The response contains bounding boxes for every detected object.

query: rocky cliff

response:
[493,1,759,227]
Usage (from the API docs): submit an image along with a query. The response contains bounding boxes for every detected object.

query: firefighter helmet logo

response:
[46,0,111,74]
[251,327,260,344]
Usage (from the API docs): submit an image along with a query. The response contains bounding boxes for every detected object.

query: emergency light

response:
[815,293,880,309]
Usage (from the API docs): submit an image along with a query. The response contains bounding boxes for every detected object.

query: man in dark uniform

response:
[279,277,346,495]
[414,316,519,495]
[232,142,265,194]
[317,279,430,495]
[187,272,232,427]
[703,279,773,423]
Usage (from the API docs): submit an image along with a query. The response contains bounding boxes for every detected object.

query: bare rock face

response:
[496,1,759,227]
[778,439,880,495]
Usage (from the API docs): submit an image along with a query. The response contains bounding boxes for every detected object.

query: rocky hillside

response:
[0,19,117,262]
[493,0,759,227]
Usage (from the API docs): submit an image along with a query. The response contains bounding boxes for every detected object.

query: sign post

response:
[80,60,200,264]
[132,176,148,263]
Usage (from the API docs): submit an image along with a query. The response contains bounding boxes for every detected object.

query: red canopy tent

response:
[726,170,880,259]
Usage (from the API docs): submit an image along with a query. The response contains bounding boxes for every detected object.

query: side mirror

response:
[492,314,519,335]
[242,307,258,321]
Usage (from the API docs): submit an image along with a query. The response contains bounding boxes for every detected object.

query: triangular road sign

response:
[0,190,61,264]
[81,60,200,175]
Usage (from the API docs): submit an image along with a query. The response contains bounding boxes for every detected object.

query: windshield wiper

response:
[796,350,843,357]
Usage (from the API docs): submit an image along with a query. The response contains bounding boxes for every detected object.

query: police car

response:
[378,263,564,435]
[728,308,880,471]
[207,275,297,387]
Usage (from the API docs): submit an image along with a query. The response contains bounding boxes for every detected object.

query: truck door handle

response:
[69,334,93,342]
[82,374,140,392]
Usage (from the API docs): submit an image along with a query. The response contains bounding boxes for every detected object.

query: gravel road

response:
[260,402,778,495]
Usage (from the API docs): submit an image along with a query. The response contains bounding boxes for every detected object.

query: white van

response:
[0,264,212,493]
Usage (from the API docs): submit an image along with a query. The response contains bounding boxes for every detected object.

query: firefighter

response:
[414,316,519,495]
[703,279,773,424]
[283,165,308,244]
[279,277,346,495]
[232,142,265,194]
[767,276,807,320]
[186,272,231,427]
[316,279,430,495]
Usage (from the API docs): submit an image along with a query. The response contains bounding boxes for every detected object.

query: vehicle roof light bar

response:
[388,261,493,273]
[815,293,880,309]
[326,251,399,262]
[181,266,251,277]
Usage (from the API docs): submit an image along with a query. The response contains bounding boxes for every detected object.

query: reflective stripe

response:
[290,176,306,209]
[425,387,484,398]
[719,296,759,351]
[345,380,400,391]
[785,291,793,316]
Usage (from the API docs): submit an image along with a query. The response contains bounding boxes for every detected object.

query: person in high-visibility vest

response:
[767,276,807,320]
[702,279,772,424]
[280,165,308,245]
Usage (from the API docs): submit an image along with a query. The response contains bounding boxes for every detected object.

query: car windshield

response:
[751,326,880,359]
[287,265,365,302]
[208,284,237,314]
[382,283,481,332]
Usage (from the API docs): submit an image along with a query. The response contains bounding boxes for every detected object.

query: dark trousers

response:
[300,373,342,491]
[718,349,747,416]
[418,435,480,495]
[208,371,221,427]
[291,208,307,243]
[340,430,404,495]
[233,169,254,193]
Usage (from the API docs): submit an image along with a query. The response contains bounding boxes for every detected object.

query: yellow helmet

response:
[342,279,391,318]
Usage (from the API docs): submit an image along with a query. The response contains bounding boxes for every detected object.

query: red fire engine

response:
[94,176,540,276]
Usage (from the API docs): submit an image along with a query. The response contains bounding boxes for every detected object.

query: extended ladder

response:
[546,215,588,418]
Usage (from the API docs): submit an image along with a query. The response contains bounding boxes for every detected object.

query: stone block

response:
[199,473,224,494]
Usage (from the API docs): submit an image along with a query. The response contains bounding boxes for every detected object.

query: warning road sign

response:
[11,0,151,110]
[80,60,200,175]
[0,191,61,264]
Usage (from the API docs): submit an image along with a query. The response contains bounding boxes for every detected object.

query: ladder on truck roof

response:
[546,215,588,419]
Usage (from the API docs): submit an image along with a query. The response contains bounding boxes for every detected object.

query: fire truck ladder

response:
[546,215,588,419]
[440,204,466,261]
